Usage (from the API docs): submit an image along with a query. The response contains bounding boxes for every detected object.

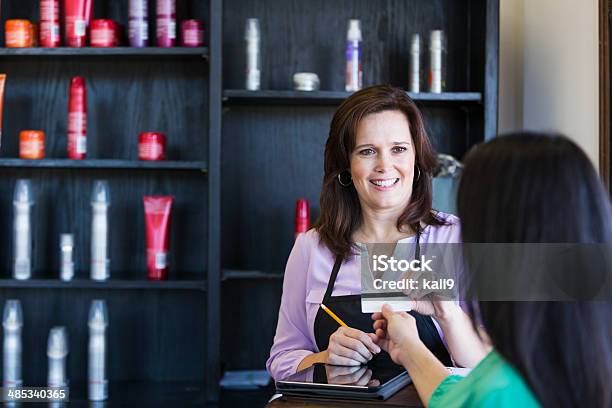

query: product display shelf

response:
[0,1,219,403]
[222,269,283,280]
[0,158,208,171]
[0,278,207,290]
[222,89,483,105]
[0,46,209,58]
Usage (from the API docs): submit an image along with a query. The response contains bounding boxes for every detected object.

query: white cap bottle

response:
[88,300,108,401]
[245,18,261,91]
[90,181,110,281]
[410,33,421,93]
[60,233,75,281]
[13,180,33,280]
[3,300,23,388]
[429,30,445,93]
[47,326,69,388]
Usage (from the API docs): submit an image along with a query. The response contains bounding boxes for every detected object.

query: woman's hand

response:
[371,304,423,366]
[325,365,380,387]
[325,326,381,366]
[407,295,460,324]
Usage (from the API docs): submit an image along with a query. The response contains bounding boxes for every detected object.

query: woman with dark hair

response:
[266,85,485,381]
[372,132,612,407]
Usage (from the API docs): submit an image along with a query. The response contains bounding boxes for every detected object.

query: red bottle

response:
[40,0,60,47]
[295,199,310,239]
[67,77,87,159]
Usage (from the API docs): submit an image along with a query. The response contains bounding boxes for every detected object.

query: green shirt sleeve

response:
[427,351,541,408]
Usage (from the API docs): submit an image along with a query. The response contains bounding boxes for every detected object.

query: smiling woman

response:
[266,85,467,382]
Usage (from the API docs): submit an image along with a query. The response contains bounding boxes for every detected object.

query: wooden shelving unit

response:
[0,0,498,405]
[0,1,217,405]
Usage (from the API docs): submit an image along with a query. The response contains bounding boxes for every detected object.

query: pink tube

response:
[144,196,173,280]
[64,0,93,47]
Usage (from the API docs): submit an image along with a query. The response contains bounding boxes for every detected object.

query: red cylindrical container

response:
[156,0,176,47]
[19,130,46,159]
[5,20,33,48]
[67,77,87,159]
[40,0,60,47]
[139,132,166,160]
[180,19,204,47]
[295,199,310,239]
[65,0,93,47]
[90,19,117,47]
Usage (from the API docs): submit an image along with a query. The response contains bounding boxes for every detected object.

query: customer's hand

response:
[325,326,381,366]
[325,365,380,387]
[407,295,460,324]
[371,304,423,365]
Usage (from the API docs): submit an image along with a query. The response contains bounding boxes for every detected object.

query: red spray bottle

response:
[67,77,87,160]
[295,199,310,239]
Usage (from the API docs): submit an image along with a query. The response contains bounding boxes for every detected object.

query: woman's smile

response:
[369,177,400,190]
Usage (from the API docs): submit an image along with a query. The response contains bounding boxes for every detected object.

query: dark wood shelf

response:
[0,159,208,172]
[0,46,208,58]
[0,278,207,290]
[222,269,284,281]
[222,89,483,105]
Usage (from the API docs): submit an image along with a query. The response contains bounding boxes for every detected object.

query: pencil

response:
[320,303,348,327]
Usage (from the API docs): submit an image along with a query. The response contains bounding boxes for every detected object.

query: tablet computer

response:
[276,362,411,401]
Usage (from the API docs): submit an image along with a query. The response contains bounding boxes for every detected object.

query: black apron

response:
[313,230,452,367]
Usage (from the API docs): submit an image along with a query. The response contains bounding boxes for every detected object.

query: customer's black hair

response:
[457,132,612,407]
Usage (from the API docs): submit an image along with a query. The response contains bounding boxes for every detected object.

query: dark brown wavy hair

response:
[313,85,445,260]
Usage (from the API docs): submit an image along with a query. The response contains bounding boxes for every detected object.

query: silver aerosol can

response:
[3,300,23,388]
[13,180,33,280]
[245,18,261,90]
[60,233,75,281]
[90,181,110,281]
[429,30,445,93]
[88,300,108,401]
[48,326,69,387]
[410,33,421,93]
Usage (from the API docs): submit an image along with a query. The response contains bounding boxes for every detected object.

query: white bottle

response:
[13,180,33,280]
[345,19,363,92]
[3,300,23,388]
[245,18,261,91]
[410,33,421,93]
[88,300,108,401]
[90,181,110,281]
[47,326,69,388]
[429,30,445,93]
[60,234,75,281]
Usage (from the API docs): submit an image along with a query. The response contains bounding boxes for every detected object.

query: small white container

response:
[293,73,320,91]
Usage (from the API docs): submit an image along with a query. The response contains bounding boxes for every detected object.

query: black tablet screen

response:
[280,362,406,389]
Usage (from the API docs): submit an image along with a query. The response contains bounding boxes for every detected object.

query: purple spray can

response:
[129,0,148,47]
[156,0,176,47]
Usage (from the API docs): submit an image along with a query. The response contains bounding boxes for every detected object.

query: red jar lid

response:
[181,19,203,29]
[91,19,115,30]
[139,132,166,143]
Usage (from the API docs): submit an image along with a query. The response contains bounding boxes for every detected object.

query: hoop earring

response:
[337,171,352,187]
[415,166,421,181]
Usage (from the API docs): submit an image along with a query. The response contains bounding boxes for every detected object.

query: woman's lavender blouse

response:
[266,212,461,381]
